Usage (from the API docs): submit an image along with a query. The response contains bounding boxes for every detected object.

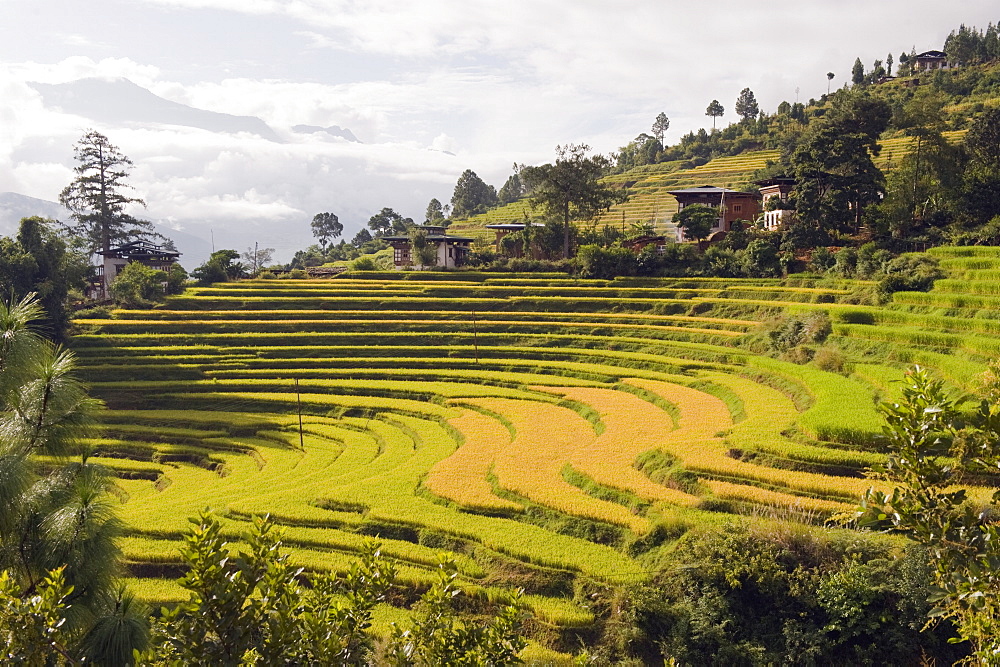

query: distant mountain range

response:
[292,124,361,142]
[0,192,213,267]
[31,77,281,140]
[29,78,360,144]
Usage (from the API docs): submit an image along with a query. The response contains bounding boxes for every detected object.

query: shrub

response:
[257,270,276,280]
[876,254,944,294]
[813,345,846,373]
[109,261,166,308]
[809,246,835,272]
[350,256,377,271]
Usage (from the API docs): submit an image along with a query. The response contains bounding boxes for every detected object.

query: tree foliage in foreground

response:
[855,367,1000,664]
[142,512,527,666]
[0,293,148,664]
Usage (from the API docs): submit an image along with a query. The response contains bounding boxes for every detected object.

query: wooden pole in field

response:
[472,308,480,364]
[295,378,304,450]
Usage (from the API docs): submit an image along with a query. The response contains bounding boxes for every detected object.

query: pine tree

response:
[59,130,156,254]
[851,58,865,86]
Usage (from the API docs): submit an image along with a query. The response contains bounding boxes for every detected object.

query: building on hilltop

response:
[667,185,761,242]
[913,50,951,72]
[756,177,797,231]
[92,239,181,299]
[383,225,473,269]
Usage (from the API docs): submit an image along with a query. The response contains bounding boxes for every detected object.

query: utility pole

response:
[295,378,304,450]
[254,241,259,276]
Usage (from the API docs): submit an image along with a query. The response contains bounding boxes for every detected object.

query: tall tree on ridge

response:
[310,212,343,249]
[59,130,156,255]
[827,72,835,94]
[705,100,724,129]
[735,88,759,122]
[851,58,865,86]
[450,169,497,218]
[651,112,670,145]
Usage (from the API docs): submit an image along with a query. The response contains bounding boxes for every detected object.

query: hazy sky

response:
[1,0,998,260]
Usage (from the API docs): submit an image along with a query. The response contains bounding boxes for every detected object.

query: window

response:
[394,247,410,264]
[734,205,742,213]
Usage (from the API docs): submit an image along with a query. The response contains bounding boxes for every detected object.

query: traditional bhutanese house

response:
[383,225,473,269]
[913,50,951,72]
[484,222,539,257]
[93,240,181,299]
[668,185,761,242]
[756,177,796,231]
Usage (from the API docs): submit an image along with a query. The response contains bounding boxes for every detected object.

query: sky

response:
[1,0,998,263]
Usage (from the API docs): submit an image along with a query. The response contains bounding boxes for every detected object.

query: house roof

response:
[667,186,758,198]
[102,240,180,258]
[754,177,796,188]
[485,223,534,230]
[383,234,474,242]
[667,185,739,195]
[915,50,947,59]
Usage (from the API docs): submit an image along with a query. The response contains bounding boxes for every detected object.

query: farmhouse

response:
[92,240,180,299]
[668,185,761,242]
[913,50,951,72]
[756,177,796,231]
[383,224,473,269]
[485,222,541,258]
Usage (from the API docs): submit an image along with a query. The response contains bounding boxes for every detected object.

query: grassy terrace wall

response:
[69,256,999,655]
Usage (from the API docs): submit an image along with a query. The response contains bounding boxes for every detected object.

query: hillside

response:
[449,57,1000,247]
[67,250,1000,655]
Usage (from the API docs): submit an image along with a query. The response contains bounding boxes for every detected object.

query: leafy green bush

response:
[109,261,166,308]
[876,254,945,294]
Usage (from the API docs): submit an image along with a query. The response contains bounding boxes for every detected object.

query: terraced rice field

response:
[69,249,1000,653]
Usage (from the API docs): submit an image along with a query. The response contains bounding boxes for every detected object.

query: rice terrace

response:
[10,10,1000,663]
[65,246,1000,660]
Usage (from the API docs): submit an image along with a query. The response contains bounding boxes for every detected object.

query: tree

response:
[409,227,438,268]
[242,245,275,276]
[960,108,1000,223]
[705,100,724,129]
[827,72,835,94]
[672,204,717,247]
[367,208,412,237]
[109,261,166,308]
[385,559,526,665]
[520,144,627,258]
[424,198,446,224]
[790,92,891,234]
[735,88,759,122]
[351,228,374,247]
[0,294,147,662]
[497,170,525,205]
[192,249,243,285]
[0,217,90,342]
[854,367,1000,663]
[310,212,343,249]
[886,52,894,76]
[651,112,670,145]
[143,512,395,665]
[59,130,156,255]
[450,169,497,218]
[878,88,959,238]
[852,58,865,86]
